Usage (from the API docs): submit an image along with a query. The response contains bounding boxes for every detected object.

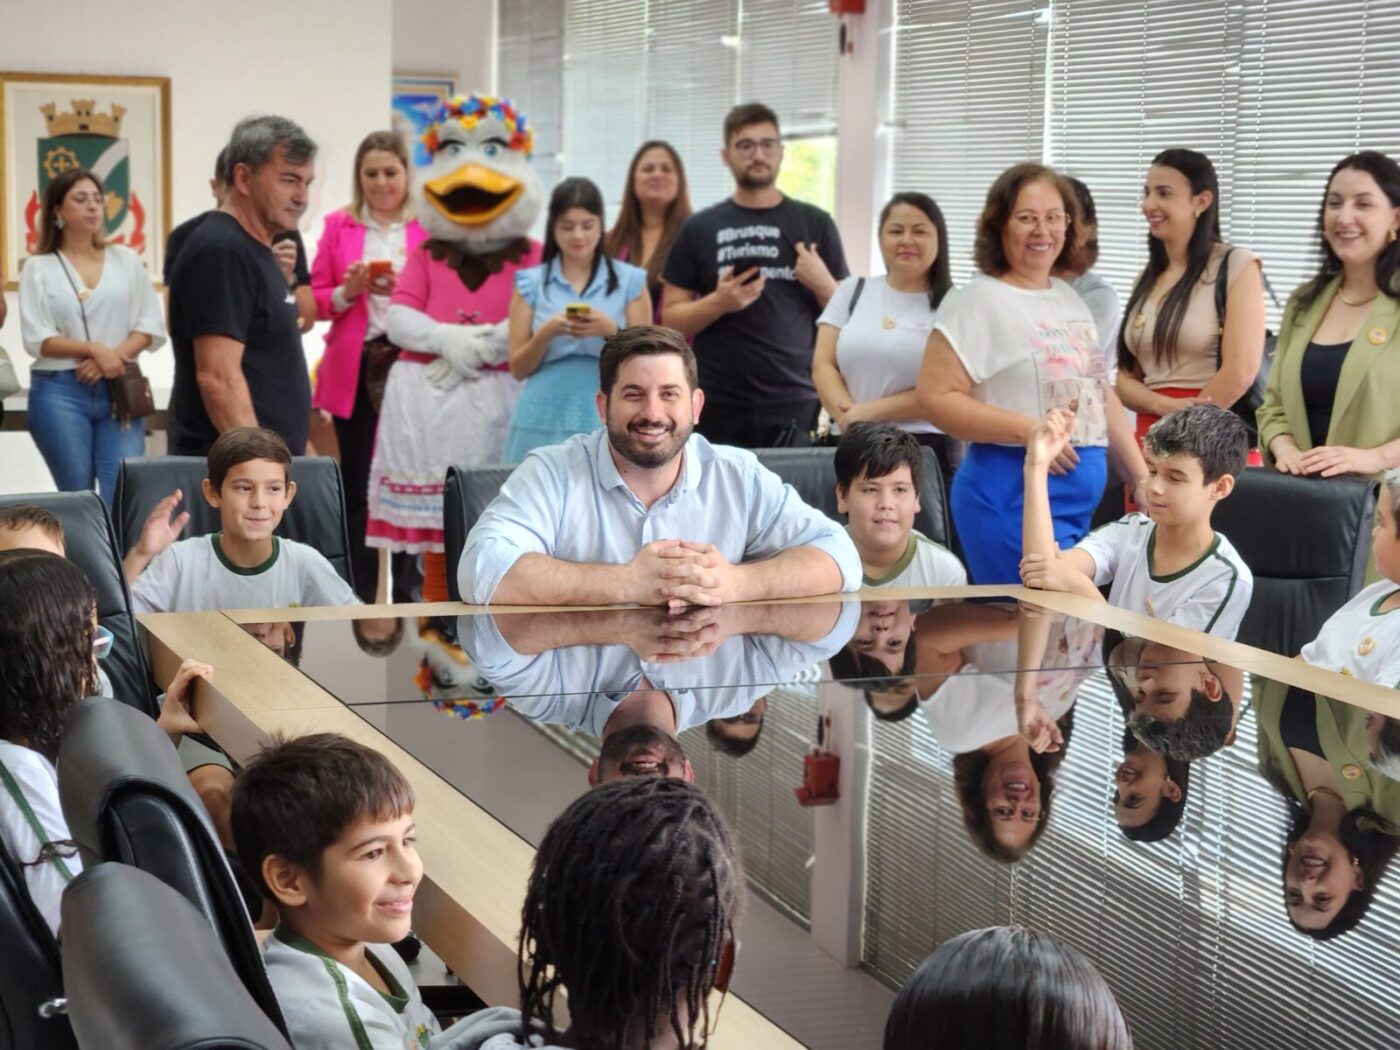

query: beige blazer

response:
[1257,276,1400,471]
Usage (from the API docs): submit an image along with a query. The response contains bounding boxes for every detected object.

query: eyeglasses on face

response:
[732,138,781,157]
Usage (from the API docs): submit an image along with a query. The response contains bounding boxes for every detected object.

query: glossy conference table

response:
[139,586,1400,1050]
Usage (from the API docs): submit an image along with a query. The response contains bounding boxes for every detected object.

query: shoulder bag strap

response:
[53,252,91,341]
[848,276,866,314]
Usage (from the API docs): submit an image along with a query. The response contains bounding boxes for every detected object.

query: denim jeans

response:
[27,369,146,508]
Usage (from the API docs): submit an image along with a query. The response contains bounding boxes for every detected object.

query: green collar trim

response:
[211,532,280,576]
[273,927,410,1017]
[852,528,919,587]
[1370,589,1400,616]
[1146,527,1220,583]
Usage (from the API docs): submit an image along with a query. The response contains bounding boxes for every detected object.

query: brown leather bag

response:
[362,336,400,413]
[108,360,156,420]
[55,251,156,421]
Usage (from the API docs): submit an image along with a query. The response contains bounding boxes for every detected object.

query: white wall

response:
[0,0,394,494]
[392,0,498,93]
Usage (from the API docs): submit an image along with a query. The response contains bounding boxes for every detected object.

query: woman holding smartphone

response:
[309,130,427,601]
[503,177,650,461]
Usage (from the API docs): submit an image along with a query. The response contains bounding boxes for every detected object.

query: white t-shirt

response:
[818,274,941,434]
[1300,580,1400,685]
[19,245,167,371]
[858,529,967,588]
[1074,514,1254,639]
[934,274,1109,447]
[0,741,81,937]
[263,928,442,1050]
[130,534,358,614]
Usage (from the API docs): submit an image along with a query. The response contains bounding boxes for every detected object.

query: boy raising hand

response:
[1020,403,1253,641]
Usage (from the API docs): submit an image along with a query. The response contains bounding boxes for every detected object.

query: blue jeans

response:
[27,369,146,508]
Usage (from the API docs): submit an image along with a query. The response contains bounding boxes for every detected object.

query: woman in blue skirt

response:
[917,164,1147,583]
[503,178,650,461]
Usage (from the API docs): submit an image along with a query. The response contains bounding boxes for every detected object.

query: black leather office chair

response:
[0,837,74,1049]
[56,698,288,1037]
[1211,469,1375,656]
[113,455,356,591]
[442,447,952,601]
[61,864,291,1050]
[0,491,157,717]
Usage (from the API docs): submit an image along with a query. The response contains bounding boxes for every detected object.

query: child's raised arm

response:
[1021,410,1102,599]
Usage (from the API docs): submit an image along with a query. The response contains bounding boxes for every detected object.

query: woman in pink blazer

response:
[311,130,428,602]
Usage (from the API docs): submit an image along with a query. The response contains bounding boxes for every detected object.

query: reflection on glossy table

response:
[140,586,1400,1050]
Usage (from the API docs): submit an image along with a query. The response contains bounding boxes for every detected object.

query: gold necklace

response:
[1338,287,1379,307]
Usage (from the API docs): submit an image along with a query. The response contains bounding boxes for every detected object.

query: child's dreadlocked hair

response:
[518,777,742,1050]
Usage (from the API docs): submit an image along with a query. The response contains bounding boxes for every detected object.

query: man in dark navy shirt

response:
[167,116,317,456]
[663,102,848,449]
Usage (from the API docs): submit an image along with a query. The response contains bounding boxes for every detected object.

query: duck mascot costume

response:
[366,94,543,601]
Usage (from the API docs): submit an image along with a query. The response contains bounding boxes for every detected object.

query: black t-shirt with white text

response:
[167,212,310,455]
[664,196,848,408]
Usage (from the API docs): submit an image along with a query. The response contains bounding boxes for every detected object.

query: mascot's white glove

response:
[423,321,509,391]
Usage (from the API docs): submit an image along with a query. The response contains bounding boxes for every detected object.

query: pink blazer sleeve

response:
[311,211,350,321]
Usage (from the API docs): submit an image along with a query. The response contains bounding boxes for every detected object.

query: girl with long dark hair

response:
[1115,149,1267,456]
[814,192,956,474]
[503,177,651,460]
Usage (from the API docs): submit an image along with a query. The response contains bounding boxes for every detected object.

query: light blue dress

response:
[502,257,647,462]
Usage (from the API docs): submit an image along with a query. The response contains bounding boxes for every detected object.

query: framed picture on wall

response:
[392,73,457,170]
[0,72,172,289]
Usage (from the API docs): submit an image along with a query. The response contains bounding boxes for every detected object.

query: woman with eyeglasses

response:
[917,164,1146,583]
[0,549,209,936]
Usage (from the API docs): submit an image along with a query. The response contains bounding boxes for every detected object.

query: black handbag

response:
[1213,248,1280,441]
[55,252,155,422]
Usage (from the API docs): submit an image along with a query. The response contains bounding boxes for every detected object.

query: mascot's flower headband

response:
[421,94,534,160]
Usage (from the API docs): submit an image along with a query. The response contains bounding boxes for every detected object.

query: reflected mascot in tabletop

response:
[367,95,544,601]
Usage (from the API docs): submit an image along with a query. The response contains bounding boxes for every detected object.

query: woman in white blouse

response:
[19,168,166,506]
[813,192,954,476]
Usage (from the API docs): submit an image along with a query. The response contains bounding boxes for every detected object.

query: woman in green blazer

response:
[1256,676,1400,939]
[1257,151,1400,478]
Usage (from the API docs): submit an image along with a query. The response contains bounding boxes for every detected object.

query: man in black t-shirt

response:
[662,102,848,448]
[167,115,317,456]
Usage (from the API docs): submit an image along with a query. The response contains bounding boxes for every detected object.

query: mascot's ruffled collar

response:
[424,236,533,292]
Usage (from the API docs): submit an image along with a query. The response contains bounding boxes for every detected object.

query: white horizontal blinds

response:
[497,0,566,200]
[1232,0,1400,323]
[641,0,740,213]
[737,0,840,137]
[1047,1,1244,311]
[890,0,1050,285]
[561,0,648,221]
[862,669,1400,1046]
[680,683,817,922]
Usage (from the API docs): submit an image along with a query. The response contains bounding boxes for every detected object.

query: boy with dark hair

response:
[835,422,965,588]
[1022,404,1253,639]
[0,504,65,556]
[128,426,357,614]
[232,733,454,1049]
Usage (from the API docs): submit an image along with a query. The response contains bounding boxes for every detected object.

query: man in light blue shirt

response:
[459,325,862,606]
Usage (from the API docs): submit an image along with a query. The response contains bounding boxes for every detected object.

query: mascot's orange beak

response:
[424,163,523,228]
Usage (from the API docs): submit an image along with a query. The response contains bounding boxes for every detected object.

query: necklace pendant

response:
[1359,637,1375,656]
[882,317,896,330]
[1131,313,1145,330]
[77,288,91,302]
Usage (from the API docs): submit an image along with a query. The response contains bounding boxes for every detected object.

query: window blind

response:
[889,0,1051,285]
[1230,0,1400,322]
[496,0,566,216]
[1046,1,1243,310]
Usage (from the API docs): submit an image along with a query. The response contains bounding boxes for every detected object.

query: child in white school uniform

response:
[1021,403,1253,638]
[834,423,966,590]
[0,549,208,937]
[232,733,473,1050]
[127,426,358,614]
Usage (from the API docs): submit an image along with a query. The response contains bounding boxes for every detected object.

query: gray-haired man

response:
[168,115,317,455]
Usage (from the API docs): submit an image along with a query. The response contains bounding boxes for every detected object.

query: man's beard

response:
[598,723,688,781]
[735,164,777,191]
[607,414,692,469]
